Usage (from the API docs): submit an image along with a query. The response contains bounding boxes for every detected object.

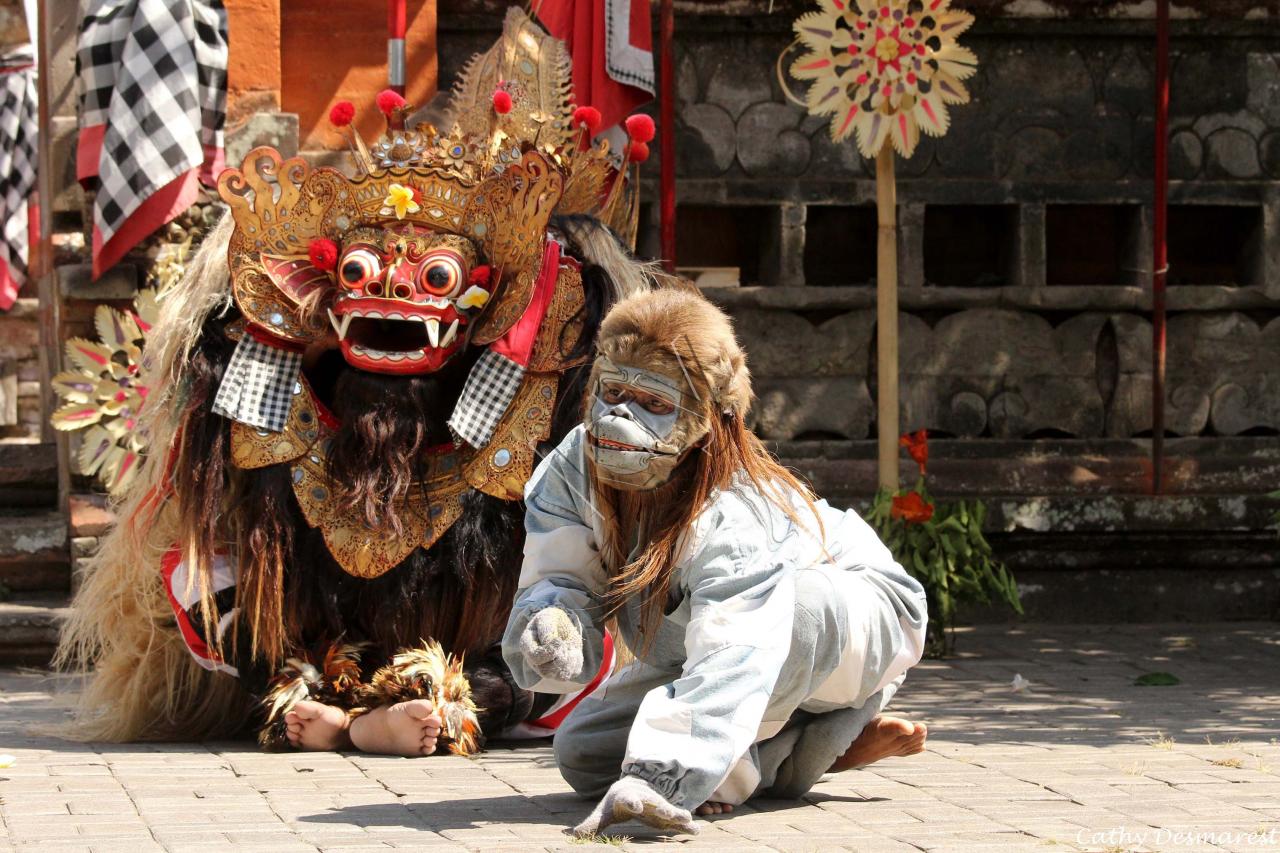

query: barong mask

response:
[585,290,754,491]
[326,228,490,374]
[216,6,640,378]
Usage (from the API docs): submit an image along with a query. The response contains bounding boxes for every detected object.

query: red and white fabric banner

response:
[534,0,654,134]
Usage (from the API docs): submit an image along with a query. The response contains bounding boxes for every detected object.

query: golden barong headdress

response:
[216,7,645,354]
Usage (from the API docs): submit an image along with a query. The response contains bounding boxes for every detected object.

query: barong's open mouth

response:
[328,300,465,374]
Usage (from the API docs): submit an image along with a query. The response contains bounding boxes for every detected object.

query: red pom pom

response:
[628,142,651,163]
[329,101,356,127]
[625,113,656,144]
[469,265,492,287]
[572,106,602,133]
[492,89,513,115]
[308,238,339,272]
[376,89,407,117]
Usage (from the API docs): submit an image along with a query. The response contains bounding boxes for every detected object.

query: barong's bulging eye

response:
[419,252,465,297]
[339,247,383,289]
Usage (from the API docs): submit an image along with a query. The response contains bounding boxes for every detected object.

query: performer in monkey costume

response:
[57,9,652,755]
[503,289,930,835]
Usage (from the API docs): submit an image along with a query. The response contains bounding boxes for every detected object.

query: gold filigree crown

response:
[216,7,646,346]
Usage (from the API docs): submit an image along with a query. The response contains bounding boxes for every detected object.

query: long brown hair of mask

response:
[589,401,825,649]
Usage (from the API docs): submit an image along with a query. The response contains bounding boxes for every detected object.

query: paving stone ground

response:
[1,623,1278,853]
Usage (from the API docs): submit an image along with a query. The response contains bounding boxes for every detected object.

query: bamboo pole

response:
[35,0,70,516]
[876,145,898,492]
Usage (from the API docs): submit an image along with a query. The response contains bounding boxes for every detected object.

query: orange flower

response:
[891,491,934,524]
[899,429,928,474]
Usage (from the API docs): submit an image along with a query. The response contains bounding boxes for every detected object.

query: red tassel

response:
[628,142,651,163]
[469,265,492,287]
[308,238,339,272]
[329,101,356,127]
[572,106,602,134]
[492,89,513,115]
[376,89,407,117]
[624,114,656,144]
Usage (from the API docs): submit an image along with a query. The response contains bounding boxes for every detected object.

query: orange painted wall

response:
[281,0,439,151]
[223,1,439,150]
[225,0,282,122]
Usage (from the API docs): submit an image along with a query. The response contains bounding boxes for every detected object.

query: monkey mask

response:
[584,289,752,491]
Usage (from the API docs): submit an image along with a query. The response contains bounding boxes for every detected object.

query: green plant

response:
[865,430,1021,656]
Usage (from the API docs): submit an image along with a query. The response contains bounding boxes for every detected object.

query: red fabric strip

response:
[160,547,222,666]
[529,630,616,731]
[534,0,652,133]
[92,168,202,279]
[0,258,16,311]
[199,143,224,186]
[244,323,307,353]
[490,239,561,365]
[77,124,106,185]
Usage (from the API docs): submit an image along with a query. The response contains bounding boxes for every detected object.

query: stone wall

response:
[652,11,1277,453]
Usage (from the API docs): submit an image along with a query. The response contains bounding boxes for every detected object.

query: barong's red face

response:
[325,227,493,375]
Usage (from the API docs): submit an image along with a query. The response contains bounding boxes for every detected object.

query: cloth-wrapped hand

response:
[518,607,584,682]
[572,776,699,837]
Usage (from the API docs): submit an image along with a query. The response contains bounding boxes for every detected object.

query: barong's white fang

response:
[441,319,459,348]
[327,308,354,340]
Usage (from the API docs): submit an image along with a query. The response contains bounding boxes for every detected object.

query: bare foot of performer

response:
[693,715,928,817]
[693,801,735,816]
[830,714,928,771]
[285,700,351,750]
[348,699,444,756]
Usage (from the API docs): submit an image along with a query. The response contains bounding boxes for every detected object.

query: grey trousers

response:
[553,567,898,804]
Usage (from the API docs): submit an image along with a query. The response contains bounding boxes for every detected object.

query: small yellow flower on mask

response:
[382,183,420,220]
[457,285,491,311]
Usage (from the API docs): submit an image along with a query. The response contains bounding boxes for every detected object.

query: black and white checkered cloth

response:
[0,47,37,310]
[212,336,303,432]
[77,0,227,249]
[448,349,527,449]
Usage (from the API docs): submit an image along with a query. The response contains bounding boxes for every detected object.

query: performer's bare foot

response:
[284,700,352,750]
[829,715,927,771]
[348,699,443,756]
[693,801,734,816]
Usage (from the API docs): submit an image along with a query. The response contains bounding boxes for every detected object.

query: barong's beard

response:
[324,362,470,536]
